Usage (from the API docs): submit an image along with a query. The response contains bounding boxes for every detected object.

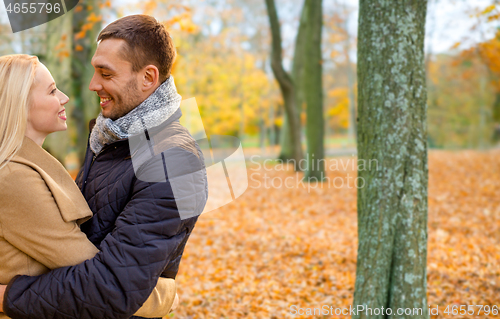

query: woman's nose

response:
[59,90,69,105]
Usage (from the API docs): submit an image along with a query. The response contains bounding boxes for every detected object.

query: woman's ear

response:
[142,65,160,91]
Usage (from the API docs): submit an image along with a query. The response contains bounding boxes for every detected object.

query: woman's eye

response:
[51,89,57,95]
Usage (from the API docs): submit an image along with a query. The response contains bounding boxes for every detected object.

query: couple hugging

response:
[0,14,208,319]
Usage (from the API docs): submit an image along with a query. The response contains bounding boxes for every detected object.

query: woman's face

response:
[27,63,69,139]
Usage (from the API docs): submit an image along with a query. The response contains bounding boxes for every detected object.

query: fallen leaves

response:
[171,150,500,318]
[427,150,500,317]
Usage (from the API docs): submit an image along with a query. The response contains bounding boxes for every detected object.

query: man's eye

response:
[102,74,111,78]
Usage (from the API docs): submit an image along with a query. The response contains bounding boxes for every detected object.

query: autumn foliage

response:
[171,150,500,318]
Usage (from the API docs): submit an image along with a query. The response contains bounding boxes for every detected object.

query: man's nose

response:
[88,73,102,92]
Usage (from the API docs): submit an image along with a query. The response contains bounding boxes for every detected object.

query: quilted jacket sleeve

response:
[3,148,205,319]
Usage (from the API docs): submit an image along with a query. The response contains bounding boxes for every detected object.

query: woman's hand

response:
[170,293,179,313]
[0,284,6,312]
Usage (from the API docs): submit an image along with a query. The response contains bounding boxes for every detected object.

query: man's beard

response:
[105,78,143,120]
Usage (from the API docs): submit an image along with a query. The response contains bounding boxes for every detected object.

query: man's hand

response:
[0,284,7,312]
[170,293,179,313]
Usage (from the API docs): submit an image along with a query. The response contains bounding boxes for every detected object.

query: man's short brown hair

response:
[98,15,176,83]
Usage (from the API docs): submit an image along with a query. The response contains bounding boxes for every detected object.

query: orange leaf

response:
[74,31,86,40]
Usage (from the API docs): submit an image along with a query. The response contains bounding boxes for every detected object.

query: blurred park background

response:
[1,0,500,168]
[1,0,500,318]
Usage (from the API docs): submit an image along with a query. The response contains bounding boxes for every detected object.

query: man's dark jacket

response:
[3,109,208,319]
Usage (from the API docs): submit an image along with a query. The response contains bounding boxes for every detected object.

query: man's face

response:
[89,39,143,120]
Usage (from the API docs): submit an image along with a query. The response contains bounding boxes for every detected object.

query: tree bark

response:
[279,0,307,162]
[265,0,303,170]
[354,1,429,319]
[303,0,325,181]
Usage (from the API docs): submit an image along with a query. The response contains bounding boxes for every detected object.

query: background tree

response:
[474,2,500,142]
[323,1,357,141]
[353,1,429,318]
[40,2,105,166]
[458,33,500,145]
[38,1,105,165]
[302,0,324,180]
[71,0,105,161]
[327,1,357,142]
[42,14,74,163]
[265,0,304,170]
[343,8,357,143]
[427,51,494,149]
[278,0,307,163]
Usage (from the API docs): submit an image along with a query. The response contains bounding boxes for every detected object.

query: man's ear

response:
[142,65,160,91]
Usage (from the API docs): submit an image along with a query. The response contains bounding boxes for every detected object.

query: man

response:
[0,15,207,318]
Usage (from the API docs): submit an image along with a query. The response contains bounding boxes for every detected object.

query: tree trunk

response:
[265,0,303,170]
[239,58,246,140]
[278,115,292,159]
[71,0,103,163]
[42,13,73,163]
[492,92,500,142]
[478,74,488,150]
[269,104,277,148]
[259,100,266,154]
[279,0,307,162]
[354,1,429,319]
[303,0,324,181]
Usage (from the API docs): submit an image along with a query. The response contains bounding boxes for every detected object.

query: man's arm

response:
[3,149,205,319]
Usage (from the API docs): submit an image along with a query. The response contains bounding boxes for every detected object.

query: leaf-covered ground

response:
[172,150,500,318]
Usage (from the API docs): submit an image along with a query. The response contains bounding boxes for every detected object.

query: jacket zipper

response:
[89,143,115,168]
[83,143,116,189]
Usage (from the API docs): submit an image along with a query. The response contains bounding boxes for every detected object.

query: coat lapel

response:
[11,137,93,224]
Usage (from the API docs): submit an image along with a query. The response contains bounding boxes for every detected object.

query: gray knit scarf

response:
[90,76,182,154]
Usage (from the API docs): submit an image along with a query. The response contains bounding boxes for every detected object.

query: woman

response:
[0,54,177,318]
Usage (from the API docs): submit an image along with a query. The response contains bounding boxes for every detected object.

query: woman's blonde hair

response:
[0,54,39,171]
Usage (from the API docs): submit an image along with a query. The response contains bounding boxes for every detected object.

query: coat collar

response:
[10,137,93,224]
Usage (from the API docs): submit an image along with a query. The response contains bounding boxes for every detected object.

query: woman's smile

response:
[58,109,66,121]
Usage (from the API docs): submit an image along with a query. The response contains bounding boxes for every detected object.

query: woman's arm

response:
[134,278,177,318]
[0,284,5,312]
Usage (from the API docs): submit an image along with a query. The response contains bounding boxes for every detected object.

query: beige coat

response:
[0,137,175,318]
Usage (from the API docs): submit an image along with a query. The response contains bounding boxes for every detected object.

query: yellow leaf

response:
[450,42,461,50]
[481,4,496,15]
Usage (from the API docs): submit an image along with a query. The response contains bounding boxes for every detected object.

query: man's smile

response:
[100,97,113,107]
